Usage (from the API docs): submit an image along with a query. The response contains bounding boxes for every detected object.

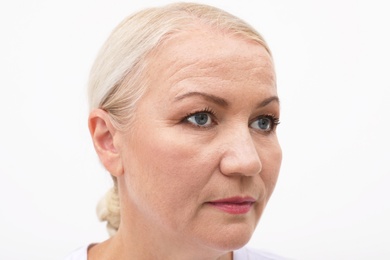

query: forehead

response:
[145,28,276,96]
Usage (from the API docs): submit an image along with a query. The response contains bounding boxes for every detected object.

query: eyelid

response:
[181,108,217,128]
[250,114,280,132]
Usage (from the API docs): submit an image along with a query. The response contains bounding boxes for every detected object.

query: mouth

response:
[207,196,256,215]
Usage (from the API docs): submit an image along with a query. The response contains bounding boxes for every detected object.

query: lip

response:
[207,196,256,215]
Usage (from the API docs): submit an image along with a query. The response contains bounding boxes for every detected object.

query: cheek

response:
[260,140,282,200]
[127,127,218,204]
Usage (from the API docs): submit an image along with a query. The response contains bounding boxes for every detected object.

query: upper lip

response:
[209,196,256,204]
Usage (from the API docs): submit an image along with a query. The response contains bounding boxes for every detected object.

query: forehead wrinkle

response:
[162,58,228,92]
[166,54,273,83]
[147,29,276,97]
[164,61,276,101]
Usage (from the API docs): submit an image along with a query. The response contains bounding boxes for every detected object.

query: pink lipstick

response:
[208,196,255,214]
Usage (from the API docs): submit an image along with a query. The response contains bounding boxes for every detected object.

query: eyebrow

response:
[174,91,279,108]
[174,92,229,107]
[257,96,279,108]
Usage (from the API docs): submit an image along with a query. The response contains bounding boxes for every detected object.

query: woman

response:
[67,2,284,259]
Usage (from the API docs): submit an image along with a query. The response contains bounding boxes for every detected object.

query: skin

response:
[88,27,282,260]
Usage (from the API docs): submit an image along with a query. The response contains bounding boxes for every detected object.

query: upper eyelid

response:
[183,109,216,122]
[184,108,216,119]
[249,114,279,123]
[183,111,216,129]
[249,115,280,132]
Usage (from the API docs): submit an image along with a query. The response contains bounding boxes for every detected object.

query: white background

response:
[1,0,389,259]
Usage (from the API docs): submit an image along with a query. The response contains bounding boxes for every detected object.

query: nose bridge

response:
[219,125,262,177]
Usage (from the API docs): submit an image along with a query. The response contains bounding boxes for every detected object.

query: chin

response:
[201,223,255,252]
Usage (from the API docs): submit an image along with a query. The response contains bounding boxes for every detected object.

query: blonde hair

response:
[88,2,271,236]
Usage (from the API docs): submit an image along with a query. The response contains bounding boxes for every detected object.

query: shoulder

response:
[64,245,88,260]
[233,246,292,260]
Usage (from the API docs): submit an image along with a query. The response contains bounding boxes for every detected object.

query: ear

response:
[88,109,123,177]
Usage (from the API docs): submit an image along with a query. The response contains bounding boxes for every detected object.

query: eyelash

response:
[254,114,280,132]
[186,107,216,117]
[182,107,217,127]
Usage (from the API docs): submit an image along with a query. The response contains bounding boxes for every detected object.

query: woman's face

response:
[116,29,282,252]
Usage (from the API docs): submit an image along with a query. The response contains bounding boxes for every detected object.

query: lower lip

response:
[208,202,254,214]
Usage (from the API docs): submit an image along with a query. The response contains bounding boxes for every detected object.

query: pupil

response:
[195,114,208,125]
[259,118,270,129]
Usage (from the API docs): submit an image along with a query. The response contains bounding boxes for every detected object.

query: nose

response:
[219,128,262,177]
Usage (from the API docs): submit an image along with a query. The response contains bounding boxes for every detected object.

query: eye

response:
[186,112,213,127]
[250,115,279,132]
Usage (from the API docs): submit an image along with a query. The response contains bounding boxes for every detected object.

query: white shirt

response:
[64,245,290,260]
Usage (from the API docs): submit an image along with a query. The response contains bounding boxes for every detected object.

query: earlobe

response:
[88,109,124,177]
